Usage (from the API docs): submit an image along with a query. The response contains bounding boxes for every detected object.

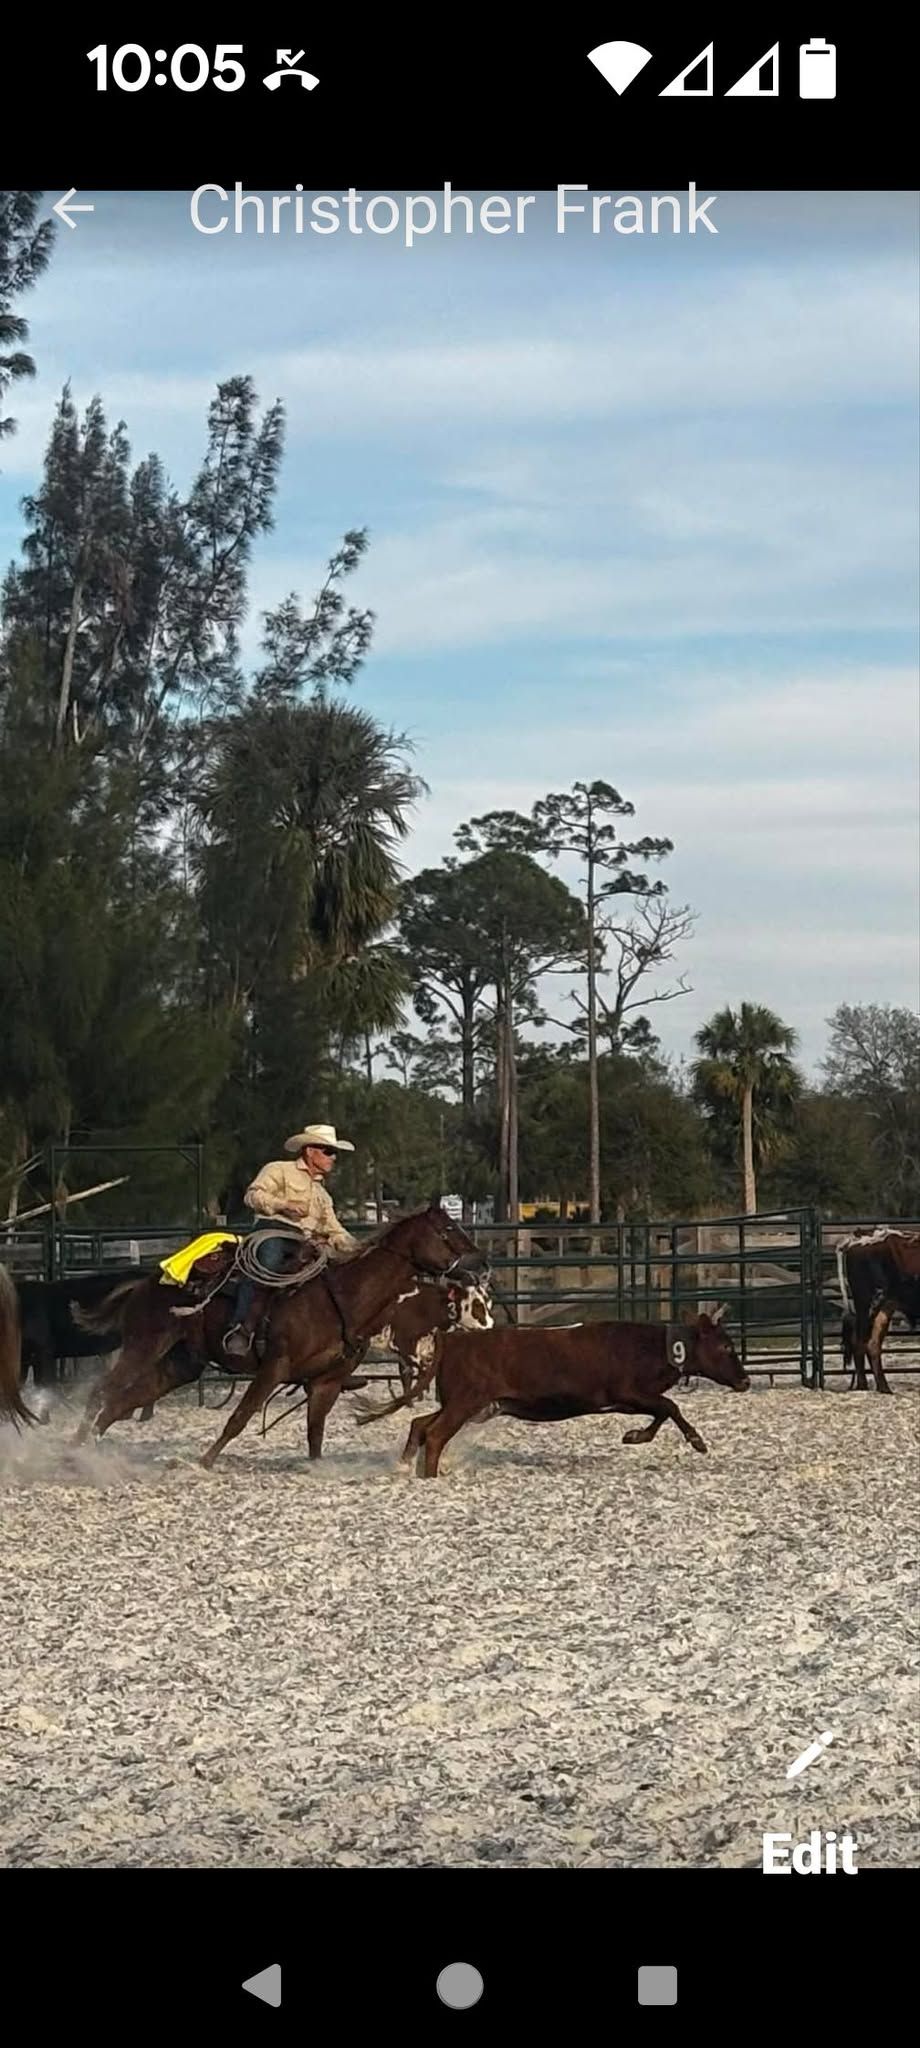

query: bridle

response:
[321,1220,488,1356]
[408,1215,490,1288]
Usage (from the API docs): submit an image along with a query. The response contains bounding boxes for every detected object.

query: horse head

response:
[398,1199,487,1283]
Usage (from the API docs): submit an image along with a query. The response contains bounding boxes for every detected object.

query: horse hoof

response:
[690,1435,707,1453]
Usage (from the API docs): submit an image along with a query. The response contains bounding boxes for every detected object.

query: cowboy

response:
[223,1123,358,1356]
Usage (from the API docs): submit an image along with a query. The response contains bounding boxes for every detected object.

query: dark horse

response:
[76,1201,484,1468]
[0,1264,35,1428]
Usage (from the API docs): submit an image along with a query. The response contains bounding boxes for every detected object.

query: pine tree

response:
[0,191,55,451]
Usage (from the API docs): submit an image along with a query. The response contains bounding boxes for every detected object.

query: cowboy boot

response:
[223,1322,254,1357]
[223,1289,257,1356]
[224,1284,271,1358]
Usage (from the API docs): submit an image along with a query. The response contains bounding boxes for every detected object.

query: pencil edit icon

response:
[786,1730,836,1779]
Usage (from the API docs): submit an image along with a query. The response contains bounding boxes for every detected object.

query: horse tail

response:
[71,1277,142,1335]
[0,1264,35,1428]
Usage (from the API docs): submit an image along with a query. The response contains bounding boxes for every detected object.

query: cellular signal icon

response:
[587,40,653,93]
[726,43,779,95]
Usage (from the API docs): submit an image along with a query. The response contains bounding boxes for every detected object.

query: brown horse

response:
[0,1264,35,1428]
[76,1202,484,1467]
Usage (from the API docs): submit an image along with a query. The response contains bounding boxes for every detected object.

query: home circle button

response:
[436,1962,484,2009]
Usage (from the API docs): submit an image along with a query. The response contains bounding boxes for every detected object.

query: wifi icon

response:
[587,40,653,93]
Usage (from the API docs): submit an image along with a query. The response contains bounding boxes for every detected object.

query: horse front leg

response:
[306,1372,345,1460]
[200,1351,291,1469]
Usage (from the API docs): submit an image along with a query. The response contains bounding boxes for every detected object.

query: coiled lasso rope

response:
[236,1225,329,1288]
[170,1225,328,1318]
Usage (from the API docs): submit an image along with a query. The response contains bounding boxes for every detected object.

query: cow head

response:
[691,1309,750,1391]
[444,1273,495,1332]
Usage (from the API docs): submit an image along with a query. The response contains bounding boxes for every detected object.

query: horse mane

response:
[347,1203,434,1259]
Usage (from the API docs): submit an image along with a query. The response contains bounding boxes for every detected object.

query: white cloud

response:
[235,259,918,433]
[5,244,915,478]
[248,458,917,650]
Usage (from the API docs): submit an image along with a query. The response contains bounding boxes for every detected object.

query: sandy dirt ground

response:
[1,1373,917,1869]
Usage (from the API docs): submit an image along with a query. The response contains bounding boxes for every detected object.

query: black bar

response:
[0,1867,910,2021]
[0,23,913,188]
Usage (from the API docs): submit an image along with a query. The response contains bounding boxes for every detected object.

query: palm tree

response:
[691,1002,801,1214]
[196,696,426,1001]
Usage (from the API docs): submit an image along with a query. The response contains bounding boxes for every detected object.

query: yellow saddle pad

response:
[159,1231,239,1286]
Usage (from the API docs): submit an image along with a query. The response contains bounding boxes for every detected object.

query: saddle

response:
[166,1229,324,1312]
[162,1239,240,1302]
[223,1227,328,1360]
[188,1244,239,1289]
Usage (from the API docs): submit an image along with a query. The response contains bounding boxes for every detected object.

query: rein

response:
[259,1236,476,1440]
[322,1228,471,1352]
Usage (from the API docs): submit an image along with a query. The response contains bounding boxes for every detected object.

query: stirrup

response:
[224,1323,253,1357]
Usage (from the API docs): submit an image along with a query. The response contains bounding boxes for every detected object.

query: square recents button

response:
[638,1965,678,2006]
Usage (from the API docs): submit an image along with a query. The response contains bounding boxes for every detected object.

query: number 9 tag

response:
[671,1339,686,1365]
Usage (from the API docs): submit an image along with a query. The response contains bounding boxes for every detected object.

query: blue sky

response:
[1,189,917,1075]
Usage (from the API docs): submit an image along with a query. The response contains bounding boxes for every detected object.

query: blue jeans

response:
[233,1231,295,1323]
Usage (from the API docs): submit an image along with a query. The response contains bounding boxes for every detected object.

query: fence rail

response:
[4,1210,920,1389]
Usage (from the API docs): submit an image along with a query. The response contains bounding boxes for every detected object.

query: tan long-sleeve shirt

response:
[243,1159,358,1256]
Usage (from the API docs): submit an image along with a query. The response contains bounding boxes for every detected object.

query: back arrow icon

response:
[54,190,95,230]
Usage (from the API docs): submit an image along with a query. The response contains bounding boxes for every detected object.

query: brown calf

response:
[399,1312,750,1477]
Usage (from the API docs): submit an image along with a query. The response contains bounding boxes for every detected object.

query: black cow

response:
[15,1267,150,1390]
[837,1229,920,1393]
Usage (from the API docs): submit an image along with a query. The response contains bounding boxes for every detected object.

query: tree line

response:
[1,193,918,1233]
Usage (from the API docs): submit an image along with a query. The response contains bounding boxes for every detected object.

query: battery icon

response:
[799,37,836,97]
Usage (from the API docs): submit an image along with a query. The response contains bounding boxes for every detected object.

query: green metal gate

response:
[11,1202,920,1390]
[465,1208,820,1384]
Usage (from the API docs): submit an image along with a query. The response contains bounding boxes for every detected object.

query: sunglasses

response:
[313,1146,337,1158]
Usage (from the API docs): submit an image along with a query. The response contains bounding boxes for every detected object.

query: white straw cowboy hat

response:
[284,1122,355,1155]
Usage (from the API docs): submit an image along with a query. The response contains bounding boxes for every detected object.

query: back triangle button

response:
[242,1964,282,2008]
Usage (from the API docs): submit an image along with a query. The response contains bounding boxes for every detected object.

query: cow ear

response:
[679,1307,696,1325]
[428,1189,442,1213]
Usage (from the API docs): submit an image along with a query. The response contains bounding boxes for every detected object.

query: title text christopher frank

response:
[190,184,719,245]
